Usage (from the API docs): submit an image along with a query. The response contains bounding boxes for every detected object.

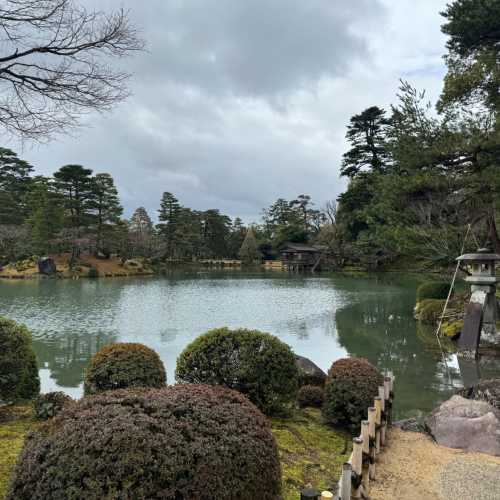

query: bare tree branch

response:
[0,0,144,140]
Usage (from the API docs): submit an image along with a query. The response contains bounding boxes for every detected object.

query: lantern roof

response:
[457,247,500,262]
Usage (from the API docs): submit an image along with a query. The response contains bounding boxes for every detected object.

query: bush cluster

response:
[323,357,383,431]
[84,343,166,395]
[416,281,450,302]
[175,327,299,415]
[34,392,73,420]
[297,385,324,408]
[0,316,39,402]
[8,385,282,500]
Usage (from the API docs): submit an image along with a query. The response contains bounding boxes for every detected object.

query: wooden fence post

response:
[378,386,387,447]
[340,462,352,500]
[374,396,382,454]
[367,406,376,480]
[361,420,370,492]
[351,437,363,499]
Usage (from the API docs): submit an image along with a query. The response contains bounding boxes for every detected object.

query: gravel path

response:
[370,428,500,500]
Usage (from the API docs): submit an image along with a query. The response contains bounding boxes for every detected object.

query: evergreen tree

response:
[53,165,94,235]
[26,177,63,254]
[341,106,392,179]
[238,227,261,265]
[91,173,123,253]
[0,147,34,221]
[228,217,246,258]
[439,0,500,115]
[201,209,231,258]
[130,207,154,256]
[157,192,181,258]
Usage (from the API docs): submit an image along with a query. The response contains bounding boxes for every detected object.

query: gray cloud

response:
[15,0,449,222]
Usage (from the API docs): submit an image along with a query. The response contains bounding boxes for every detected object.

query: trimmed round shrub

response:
[323,357,383,431]
[0,316,39,402]
[8,385,282,500]
[34,392,73,420]
[84,343,166,395]
[416,281,450,302]
[176,327,299,415]
[297,385,324,408]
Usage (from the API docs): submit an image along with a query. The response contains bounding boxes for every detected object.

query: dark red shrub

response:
[297,385,324,408]
[83,342,166,395]
[8,385,282,500]
[323,357,383,431]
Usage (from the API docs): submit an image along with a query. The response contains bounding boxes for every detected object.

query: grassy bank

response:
[0,404,348,500]
[0,254,154,280]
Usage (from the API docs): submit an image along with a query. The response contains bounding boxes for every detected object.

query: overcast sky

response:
[13,0,449,223]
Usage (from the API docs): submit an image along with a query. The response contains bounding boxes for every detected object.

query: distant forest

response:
[1,0,499,270]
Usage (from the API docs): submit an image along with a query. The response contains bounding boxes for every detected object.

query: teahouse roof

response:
[281,243,327,253]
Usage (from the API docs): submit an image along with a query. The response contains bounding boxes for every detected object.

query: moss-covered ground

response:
[0,405,348,500]
[271,408,351,500]
[0,405,37,500]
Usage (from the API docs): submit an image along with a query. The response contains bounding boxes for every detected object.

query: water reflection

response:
[1,272,499,418]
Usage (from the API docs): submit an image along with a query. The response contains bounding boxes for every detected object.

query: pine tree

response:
[26,177,63,254]
[157,192,181,258]
[53,165,94,235]
[238,227,261,265]
[0,147,34,222]
[130,207,154,256]
[341,106,392,179]
[91,173,123,254]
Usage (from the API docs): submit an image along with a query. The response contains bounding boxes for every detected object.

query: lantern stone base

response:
[470,285,499,346]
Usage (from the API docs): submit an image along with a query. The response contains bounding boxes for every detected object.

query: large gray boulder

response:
[425,395,500,456]
[38,257,56,275]
[295,355,327,387]
[459,378,500,410]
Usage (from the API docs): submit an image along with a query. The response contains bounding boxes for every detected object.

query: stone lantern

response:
[457,246,500,343]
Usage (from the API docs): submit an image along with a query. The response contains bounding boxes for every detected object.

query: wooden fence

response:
[300,372,395,500]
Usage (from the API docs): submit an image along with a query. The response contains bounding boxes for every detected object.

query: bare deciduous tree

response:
[0,0,144,140]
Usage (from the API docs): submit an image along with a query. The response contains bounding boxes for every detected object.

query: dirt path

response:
[370,428,500,500]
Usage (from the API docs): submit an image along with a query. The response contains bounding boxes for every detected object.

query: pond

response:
[0,271,494,419]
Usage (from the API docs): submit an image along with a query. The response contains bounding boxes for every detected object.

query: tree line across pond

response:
[0,154,333,266]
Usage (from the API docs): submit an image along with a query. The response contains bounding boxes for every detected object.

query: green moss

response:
[271,408,350,500]
[441,320,463,338]
[415,299,446,324]
[0,405,36,500]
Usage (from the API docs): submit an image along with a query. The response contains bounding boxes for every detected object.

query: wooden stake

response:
[374,397,382,453]
[352,437,363,499]
[340,462,352,500]
[367,406,377,479]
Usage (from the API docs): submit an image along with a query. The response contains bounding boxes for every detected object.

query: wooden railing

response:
[299,372,395,500]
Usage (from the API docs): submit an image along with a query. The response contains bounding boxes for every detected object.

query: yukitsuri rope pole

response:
[299,372,395,500]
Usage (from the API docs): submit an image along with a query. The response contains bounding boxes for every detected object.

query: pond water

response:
[1,271,496,419]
